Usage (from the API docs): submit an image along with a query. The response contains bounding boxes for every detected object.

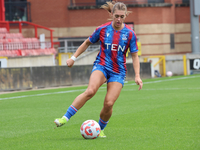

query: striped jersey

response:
[89,22,138,76]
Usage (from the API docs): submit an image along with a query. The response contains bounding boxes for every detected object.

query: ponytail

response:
[101,1,131,16]
[100,1,116,13]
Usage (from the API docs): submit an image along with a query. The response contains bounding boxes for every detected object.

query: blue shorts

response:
[91,64,126,86]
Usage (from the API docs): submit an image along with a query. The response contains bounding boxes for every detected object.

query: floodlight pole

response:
[190,0,200,54]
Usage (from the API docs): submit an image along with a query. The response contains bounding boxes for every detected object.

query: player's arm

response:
[131,52,143,90]
[66,38,92,67]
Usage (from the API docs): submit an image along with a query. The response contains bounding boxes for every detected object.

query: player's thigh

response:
[87,70,107,92]
[104,82,122,105]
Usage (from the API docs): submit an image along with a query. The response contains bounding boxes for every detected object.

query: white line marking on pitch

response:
[0,76,199,101]
[121,87,200,91]
[126,76,200,86]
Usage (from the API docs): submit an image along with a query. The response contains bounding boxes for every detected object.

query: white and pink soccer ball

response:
[80,120,101,139]
[166,71,173,77]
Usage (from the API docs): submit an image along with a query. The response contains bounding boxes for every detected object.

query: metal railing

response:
[0,21,54,48]
[69,0,167,6]
[0,41,52,51]
[57,39,100,53]
[58,45,100,53]
[69,0,190,6]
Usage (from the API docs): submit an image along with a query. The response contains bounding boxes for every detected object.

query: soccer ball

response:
[167,71,173,77]
[80,120,101,139]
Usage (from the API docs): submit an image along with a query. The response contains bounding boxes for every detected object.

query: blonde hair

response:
[101,1,131,16]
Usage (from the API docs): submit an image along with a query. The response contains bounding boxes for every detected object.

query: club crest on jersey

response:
[122,34,127,40]
[107,33,110,37]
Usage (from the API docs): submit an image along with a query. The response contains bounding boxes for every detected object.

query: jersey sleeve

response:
[129,32,138,53]
[89,27,101,44]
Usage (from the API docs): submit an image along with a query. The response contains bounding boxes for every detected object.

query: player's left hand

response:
[66,58,74,68]
[135,77,143,90]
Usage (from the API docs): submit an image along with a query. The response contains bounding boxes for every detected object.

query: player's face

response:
[112,9,126,30]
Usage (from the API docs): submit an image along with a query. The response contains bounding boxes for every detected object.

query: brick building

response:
[9,0,195,56]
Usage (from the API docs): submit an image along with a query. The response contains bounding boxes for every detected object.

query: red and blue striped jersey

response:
[89,22,138,75]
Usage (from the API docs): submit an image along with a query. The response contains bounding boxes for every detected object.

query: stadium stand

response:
[0,27,56,57]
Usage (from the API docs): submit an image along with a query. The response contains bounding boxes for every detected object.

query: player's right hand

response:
[135,76,143,91]
[66,59,74,68]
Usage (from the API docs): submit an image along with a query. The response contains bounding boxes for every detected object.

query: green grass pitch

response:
[0,75,200,150]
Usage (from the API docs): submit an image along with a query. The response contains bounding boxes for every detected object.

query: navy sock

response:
[64,105,78,120]
[98,118,109,130]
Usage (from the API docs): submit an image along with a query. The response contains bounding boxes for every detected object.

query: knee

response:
[104,101,114,110]
[84,88,96,98]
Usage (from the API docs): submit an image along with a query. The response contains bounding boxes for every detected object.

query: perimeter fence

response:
[0,63,151,92]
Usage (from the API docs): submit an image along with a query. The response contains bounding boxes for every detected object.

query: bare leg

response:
[72,70,107,110]
[100,82,122,121]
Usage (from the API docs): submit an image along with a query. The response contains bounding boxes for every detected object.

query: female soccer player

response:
[54,1,143,137]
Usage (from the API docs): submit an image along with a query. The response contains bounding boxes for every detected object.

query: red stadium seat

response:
[0,43,3,50]
[0,28,7,34]
[0,34,5,39]
[0,27,56,57]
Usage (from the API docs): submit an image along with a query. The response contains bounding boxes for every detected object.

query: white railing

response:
[58,45,100,53]
[57,39,100,53]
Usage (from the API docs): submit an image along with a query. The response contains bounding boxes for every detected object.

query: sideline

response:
[126,75,200,86]
[0,75,199,101]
